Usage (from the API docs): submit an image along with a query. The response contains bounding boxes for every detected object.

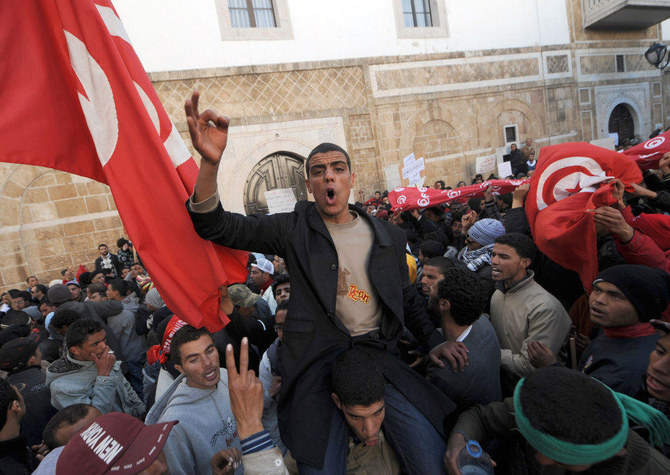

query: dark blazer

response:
[188,200,456,468]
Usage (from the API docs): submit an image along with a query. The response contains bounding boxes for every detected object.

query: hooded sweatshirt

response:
[107,295,146,363]
[146,368,242,474]
[46,353,145,416]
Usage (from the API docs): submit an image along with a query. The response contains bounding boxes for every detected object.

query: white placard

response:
[402,156,425,179]
[608,132,619,147]
[403,153,416,168]
[408,172,423,186]
[476,154,498,175]
[497,161,513,178]
[591,137,616,150]
[264,188,297,214]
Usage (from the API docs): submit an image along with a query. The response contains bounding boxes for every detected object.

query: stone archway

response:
[0,164,125,292]
[595,84,650,140]
[243,152,307,215]
[398,102,469,185]
[489,98,546,145]
[608,103,636,143]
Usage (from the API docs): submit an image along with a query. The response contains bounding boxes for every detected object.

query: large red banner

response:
[0,0,248,331]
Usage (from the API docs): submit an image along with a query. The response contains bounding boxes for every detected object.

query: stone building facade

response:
[1,0,668,292]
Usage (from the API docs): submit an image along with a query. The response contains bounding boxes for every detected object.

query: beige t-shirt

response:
[325,213,382,337]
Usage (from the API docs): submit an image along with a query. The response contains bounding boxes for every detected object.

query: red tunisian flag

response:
[0,0,248,331]
[621,130,670,170]
[526,142,642,290]
[389,179,530,211]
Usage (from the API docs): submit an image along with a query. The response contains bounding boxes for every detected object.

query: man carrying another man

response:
[184,90,459,473]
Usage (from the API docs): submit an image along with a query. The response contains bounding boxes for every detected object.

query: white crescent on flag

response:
[64,30,118,167]
[535,156,612,211]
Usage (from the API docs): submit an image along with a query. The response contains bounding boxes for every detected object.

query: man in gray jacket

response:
[46,318,145,416]
[146,325,242,474]
[106,279,147,399]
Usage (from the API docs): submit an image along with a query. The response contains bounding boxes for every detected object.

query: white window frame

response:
[393,0,449,39]
[214,0,293,41]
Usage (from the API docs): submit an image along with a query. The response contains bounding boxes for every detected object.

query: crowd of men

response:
[1,93,670,474]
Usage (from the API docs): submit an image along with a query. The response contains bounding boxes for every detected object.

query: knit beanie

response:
[594,265,670,322]
[47,284,72,305]
[0,337,38,372]
[136,274,154,293]
[468,219,506,246]
[145,287,165,309]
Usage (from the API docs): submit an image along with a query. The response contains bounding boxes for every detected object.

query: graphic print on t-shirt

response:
[337,267,351,296]
[338,266,370,304]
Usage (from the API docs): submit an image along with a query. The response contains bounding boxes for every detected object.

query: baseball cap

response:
[56,412,176,474]
[251,257,274,275]
[228,284,260,308]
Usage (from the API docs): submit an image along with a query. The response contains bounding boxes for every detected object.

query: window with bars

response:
[229,0,277,28]
[615,54,625,73]
[402,0,433,27]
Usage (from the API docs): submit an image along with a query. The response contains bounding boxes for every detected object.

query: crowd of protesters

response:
[2,96,670,474]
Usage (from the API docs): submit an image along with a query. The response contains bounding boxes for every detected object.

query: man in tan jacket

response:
[489,233,571,394]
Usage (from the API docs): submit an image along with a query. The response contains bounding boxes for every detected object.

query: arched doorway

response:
[243,152,307,215]
[608,104,635,144]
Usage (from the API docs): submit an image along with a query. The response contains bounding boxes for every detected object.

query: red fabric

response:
[619,207,670,321]
[389,179,529,211]
[525,142,643,291]
[621,130,670,170]
[259,278,274,294]
[75,265,88,281]
[602,322,656,339]
[146,316,187,365]
[615,227,670,274]
[625,208,670,251]
[0,1,248,332]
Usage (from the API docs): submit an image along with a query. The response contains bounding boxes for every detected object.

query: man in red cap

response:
[55,412,175,474]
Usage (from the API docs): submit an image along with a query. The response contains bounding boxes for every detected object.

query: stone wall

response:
[0,165,126,292]
[1,28,666,292]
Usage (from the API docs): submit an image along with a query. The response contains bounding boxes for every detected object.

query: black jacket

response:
[8,367,57,446]
[94,253,121,276]
[188,200,455,468]
[0,435,38,475]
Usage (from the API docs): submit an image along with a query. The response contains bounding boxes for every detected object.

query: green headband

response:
[513,378,628,466]
[513,377,670,466]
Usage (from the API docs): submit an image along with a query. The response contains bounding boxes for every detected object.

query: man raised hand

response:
[185,90,230,202]
[185,92,456,473]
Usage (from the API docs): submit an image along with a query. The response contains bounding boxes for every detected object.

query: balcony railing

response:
[583,0,670,29]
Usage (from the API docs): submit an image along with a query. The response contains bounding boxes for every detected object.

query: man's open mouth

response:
[326,188,336,204]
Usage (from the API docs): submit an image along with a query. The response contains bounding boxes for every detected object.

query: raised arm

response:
[185,90,230,202]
